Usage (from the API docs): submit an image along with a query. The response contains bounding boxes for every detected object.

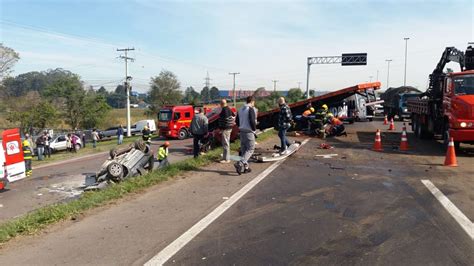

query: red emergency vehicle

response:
[158,105,195,139]
[0,128,26,189]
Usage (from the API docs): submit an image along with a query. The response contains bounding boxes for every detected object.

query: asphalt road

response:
[0,120,472,265]
[0,137,193,222]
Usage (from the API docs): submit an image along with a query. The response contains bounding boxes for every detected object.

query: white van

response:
[129,120,156,135]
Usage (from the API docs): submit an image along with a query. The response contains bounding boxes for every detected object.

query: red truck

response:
[408,46,474,149]
[158,105,237,140]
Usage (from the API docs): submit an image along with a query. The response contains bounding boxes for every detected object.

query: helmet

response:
[322,104,328,110]
[163,141,170,147]
[309,107,315,113]
[144,126,149,130]
[327,113,334,118]
[22,140,29,147]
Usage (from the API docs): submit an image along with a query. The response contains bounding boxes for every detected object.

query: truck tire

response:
[178,129,188,140]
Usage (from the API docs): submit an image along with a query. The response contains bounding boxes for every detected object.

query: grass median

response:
[0,130,276,244]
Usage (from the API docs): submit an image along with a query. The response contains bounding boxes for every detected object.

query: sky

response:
[1,0,473,93]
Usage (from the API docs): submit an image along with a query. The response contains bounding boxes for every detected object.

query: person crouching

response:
[157,141,170,168]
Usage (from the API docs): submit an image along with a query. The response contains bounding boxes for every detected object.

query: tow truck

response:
[407,45,474,149]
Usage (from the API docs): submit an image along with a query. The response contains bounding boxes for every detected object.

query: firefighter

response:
[157,141,170,168]
[302,107,315,117]
[310,104,329,137]
[22,135,33,177]
[327,113,346,137]
[142,126,152,143]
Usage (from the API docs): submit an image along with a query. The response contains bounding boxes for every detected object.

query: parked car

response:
[99,126,123,139]
[49,134,83,152]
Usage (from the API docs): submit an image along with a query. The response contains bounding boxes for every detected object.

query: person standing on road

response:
[157,141,170,168]
[277,97,293,155]
[35,134,46,161]
[190,108,208,158]
[92,129,99,148]
[234,96,257,175]
[22,134,33,176]
[218,99,235,163]
[117,125,124,145]
[142,126,152,144]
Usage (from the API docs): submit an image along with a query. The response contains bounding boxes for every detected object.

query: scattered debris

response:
[319,143,333,149]
[315,154,338,159]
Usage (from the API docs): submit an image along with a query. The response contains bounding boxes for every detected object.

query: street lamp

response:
[404,37,410,86]
[386,59,393,89]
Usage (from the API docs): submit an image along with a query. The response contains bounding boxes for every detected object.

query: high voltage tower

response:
[204,71,212,88]
[117,47,135,137]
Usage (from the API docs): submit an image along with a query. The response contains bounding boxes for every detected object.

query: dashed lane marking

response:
[144,139,310,266]
[421,179,474,240]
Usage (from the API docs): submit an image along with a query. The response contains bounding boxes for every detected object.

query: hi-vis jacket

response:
[157,146,168,161]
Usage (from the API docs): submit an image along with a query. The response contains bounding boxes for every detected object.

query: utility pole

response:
[369,76,373,82]
[403,37,410,86]
[117,47,135,137]
[229,72,240,107]
[297,82,302,90]
[385,59,393,90]
[272,80,278,92]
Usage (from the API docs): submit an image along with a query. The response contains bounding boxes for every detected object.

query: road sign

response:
[341,53,367,66]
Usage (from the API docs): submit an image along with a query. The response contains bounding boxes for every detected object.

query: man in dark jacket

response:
[190,108,208,158]
[277,97,293,154]
[234,96,257,175]
[117,125,124,145]
[35,134,46,161]
[218,99,234,163]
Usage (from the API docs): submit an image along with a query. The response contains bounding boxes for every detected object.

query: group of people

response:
[302,103,346,137]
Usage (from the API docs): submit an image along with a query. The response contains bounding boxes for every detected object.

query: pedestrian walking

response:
[190,108,208,158]
[22,134,33,176]
[234,96,257,175]
[277,97,293,154]
[44,131,52,158]
[117,124,124,145]
[35,134,46,161]
[92,129,99,148]
[218,99,234,163]
[157,141,170,168]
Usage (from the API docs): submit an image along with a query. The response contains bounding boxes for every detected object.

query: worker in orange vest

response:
[327,113,347,137]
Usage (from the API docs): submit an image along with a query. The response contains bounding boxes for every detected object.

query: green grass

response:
[0,130,276,244]
[32,137,141,167]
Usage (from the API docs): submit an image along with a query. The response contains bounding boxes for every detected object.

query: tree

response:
[0,43,20,79]
[183,86,200,104]
[6,91,58,133]
[309,89,316,97]
[148,70,182,113]
[253,87,266,99]
[287,88,303,103]
[209,86,220,101]
[97,86,108,95]
[201,86,210,103]
[80,91,110,129]
[115,84,126,95]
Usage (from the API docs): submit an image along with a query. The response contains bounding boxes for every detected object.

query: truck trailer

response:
[407,46,474,149]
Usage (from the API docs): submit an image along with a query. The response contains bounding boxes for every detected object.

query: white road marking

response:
[144,139,310,266]
[421,179,474,240]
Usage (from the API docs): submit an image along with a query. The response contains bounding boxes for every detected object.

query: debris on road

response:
[318,143,333,149]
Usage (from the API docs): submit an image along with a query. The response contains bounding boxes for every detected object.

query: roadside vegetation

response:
[0,130,276,244]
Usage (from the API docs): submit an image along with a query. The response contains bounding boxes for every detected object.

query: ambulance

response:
[0,128,26,190]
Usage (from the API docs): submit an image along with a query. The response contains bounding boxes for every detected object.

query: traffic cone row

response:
[444,138,458,167]
[383,115,388,125]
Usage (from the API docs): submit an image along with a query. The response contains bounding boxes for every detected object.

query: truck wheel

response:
[178,129,188,140]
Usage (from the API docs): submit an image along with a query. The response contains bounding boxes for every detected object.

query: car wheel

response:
[74,144,81,151]
[107,162,124,181]
[178,129,188,140]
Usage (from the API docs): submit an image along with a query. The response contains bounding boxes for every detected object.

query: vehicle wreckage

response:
[84,140,154,190]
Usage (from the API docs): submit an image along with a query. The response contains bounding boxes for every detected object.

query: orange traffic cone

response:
[373,129,383,151]
[388,118,395,130]
[444,138,458,167]
[399,130,409,151]
[383,115,388,125]
[402,122,407,132]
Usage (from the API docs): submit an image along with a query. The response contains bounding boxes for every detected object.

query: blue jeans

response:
[37,146,44,161]
[117,135,123,145]
[278,128,291,151]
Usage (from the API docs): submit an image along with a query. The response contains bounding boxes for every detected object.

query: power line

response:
[204,71,212,88]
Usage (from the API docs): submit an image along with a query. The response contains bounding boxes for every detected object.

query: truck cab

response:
[443,71,474,145]
[158,105,194,140]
